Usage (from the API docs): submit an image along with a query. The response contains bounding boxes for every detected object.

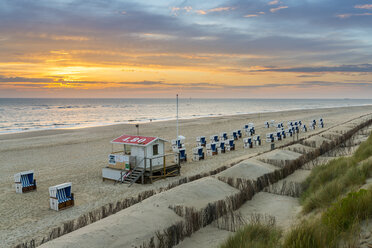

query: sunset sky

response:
[0,0,372,98]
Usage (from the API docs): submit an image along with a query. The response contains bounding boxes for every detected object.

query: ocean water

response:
[1,98,372,134]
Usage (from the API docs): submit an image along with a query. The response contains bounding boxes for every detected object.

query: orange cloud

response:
[354,4,372,9]
[209,7,236,12]
[337,13,372,19]
[268,0,279,5]
[244,14,258,18]
[270,6,288,13]
[196,6,235,15]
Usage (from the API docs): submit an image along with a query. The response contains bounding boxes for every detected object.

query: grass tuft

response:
[220,220,282,248]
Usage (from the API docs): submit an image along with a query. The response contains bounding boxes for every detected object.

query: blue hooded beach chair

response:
[14,170,37,193]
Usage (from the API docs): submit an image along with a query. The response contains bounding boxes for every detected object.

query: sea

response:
[1,98,372,134]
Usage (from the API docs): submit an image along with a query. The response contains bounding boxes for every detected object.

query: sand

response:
[302,135,332,148]
[264,169,311,197]
[257,149,303,168]
[237,192,302,230]
[1,105,372,247]
[217,158,278,180]
[284,143,316,154]
[39,177,239,248]
[174,226,233,248]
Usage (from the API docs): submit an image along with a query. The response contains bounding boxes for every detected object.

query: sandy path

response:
[1,105,372,247]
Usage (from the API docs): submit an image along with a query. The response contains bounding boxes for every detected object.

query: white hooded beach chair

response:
[220,132,228,141]
[319,118,324,128]
[206,143,218,156]
[230,131,238,140]
[302,124,307,132]
[266,133,274,143]
[210,135,219,143]
[172,136,185,152]
[14,170,37,193]
[192,146,204,161]
[276,131,282,141]
[253,135,261,146]
[237,130,242,138]
[218,141,226,153]
[226,139,235,151]
[286,128,293,137]
[243,137,253,148]
[196,136,206,147]
[49,183,74,211]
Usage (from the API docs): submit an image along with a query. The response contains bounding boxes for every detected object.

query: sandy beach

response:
[1,105,372,247]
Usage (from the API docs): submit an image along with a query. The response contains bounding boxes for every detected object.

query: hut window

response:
[153,144,159,155]
[124,145,131,155]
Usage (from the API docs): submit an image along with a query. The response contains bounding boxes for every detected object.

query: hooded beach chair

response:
[192,146,204,161]
[220,132,228,141]
[281,130,286,139]
[171,137,185,151]
[286,128,293,137]
[210,135,219,143]
[49,183,74,211]
[14,170,37,193]
[302,124,307,132]
[226,139,235,151]
[179,148,187,162]
[206,143,218,156]
[218,141,226,153]
[231,131,238,140]
[196,136,206,147]
[276,132,282,141]
[253,135,261,146]
[237,130,242,138]
[309,122,315,130]
[266,133,274,143]
[319,118,324,128]
[243,137,253,148]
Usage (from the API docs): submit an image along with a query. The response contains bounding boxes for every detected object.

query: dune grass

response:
[300,133,372,213]
[221,132,372,248]
[283,188,372,248]
[220,221,282,248]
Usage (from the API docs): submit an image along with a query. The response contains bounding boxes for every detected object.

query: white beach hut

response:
[103,135,176,185]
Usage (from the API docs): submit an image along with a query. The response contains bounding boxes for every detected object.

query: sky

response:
[0,0,372,98]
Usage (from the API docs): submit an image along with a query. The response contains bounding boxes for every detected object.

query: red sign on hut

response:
[111,135,157,146]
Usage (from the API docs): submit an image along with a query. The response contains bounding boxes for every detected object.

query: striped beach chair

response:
[49,183,74,211]
[192,146,204,161]
[14,170,37,193]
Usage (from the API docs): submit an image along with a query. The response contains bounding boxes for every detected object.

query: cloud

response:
[196,6,235,15]
[297,75,322,78]
[171,6,192,15]
[195,10,207,15]
[0,76,52,83]
[268,0,279,5]
[226,81,372,90]
[256,64,372,73]
[209,7,236,12]
[336,13,372,19]
[354,4,372,10]
[244,14,258,18]
[270,6,288,13]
